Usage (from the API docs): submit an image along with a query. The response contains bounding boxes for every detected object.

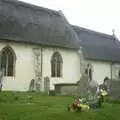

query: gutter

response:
[78,46,84,76]
[110,62,113,80]
[41,47,43,88]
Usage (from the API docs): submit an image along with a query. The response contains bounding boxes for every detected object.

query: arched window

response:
[85,64,93,81]
[51,52,63,77]
[0,46,16,76]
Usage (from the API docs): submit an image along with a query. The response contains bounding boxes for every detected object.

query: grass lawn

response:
[0,92,120,120]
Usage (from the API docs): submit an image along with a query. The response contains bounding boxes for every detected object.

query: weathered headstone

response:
[109,80,120,100]
[29,79,35,92]
[0,68,4,92]
[44,77,50,93]
[89,80,98,96]
[76,74,89,98]
[35,78,41,92]
[100,77,110,91]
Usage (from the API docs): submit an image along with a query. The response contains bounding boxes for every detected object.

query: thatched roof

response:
[0,0,80,49]
[73,25,120,62]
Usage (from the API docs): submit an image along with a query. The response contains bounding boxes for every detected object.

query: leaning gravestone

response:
[29,79,35,92]
[109,80,120,100]
[76,74,89,98]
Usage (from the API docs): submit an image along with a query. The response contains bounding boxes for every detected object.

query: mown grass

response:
[0,91,120,120]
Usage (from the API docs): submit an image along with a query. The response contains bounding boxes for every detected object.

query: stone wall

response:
[54,83,77,96]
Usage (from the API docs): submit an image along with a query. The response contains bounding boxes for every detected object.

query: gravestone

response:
[35,78,41,92]
[88,80,98,100]
[99,77,110,91]
[76,74,89,98]
[29,79,35,92]
[0,68,4,92]
[109,80,120,100]
[44,77,50,93]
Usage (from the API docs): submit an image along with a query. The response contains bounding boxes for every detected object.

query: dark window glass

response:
[0,47,15,76]
[51,52,63,77]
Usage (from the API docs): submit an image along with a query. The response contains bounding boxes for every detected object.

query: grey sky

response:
[21,0,120,39]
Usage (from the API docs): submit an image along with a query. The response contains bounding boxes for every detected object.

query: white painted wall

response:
[0,41,81,91]
[42,47,81,90]
[86,60,111,85]
[112,64,120,80]
[1,40,118,91]
[0,41,35,91]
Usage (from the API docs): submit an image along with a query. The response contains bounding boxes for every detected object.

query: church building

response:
[0,0,120,92]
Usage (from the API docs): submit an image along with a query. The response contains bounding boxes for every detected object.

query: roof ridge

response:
[2,0,60,16]
[83,44,120,49]
[72,25,113,39]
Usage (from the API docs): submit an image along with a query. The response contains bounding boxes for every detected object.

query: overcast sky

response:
[21,0,120,39]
